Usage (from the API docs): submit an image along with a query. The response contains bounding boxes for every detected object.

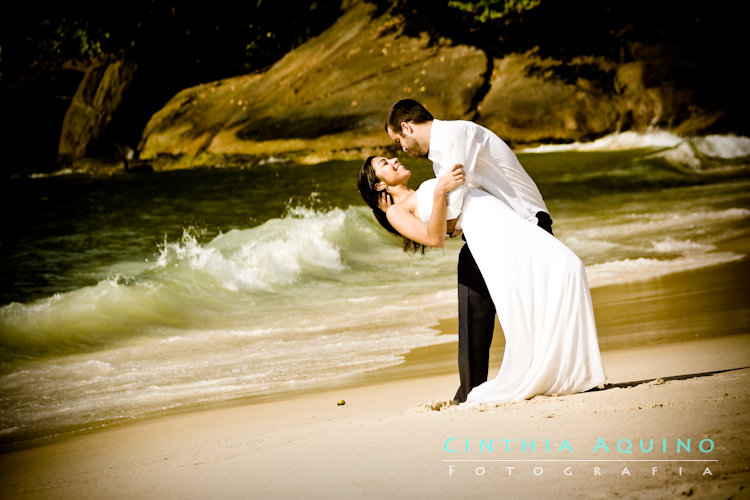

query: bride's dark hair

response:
[357,156,425,255]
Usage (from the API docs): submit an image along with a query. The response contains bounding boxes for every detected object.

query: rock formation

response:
[139,1,488,168]
[58,55,137,164]
[117,0,739,170]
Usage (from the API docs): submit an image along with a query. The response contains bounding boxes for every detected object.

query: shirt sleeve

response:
[437,123,483,219]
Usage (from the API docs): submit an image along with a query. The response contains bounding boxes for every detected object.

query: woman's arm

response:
[386,165,465,248]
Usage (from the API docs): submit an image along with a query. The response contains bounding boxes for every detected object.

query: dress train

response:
[415,180,606,405]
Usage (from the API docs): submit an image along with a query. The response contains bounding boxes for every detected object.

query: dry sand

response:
[1,262,749,499]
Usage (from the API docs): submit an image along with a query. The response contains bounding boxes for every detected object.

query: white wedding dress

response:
[417,179,606,405]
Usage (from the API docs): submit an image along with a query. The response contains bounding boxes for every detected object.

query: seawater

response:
[1,132,749,445]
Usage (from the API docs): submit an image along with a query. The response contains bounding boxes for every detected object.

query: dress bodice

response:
[416,179,463,229]
[416,179,438,224]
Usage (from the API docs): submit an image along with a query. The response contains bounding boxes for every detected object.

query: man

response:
[385,99,554,403]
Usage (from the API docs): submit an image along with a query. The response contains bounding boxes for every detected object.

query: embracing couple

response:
[357,99,606,407]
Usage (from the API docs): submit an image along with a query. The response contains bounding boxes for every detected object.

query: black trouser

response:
[453,211,554,403]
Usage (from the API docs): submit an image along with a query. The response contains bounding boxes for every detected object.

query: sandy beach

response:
[2,261,749,499]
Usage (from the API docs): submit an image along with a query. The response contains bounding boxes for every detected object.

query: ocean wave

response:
[520,130,685,153]
[28,168,75,179]
[694,135,750,159]
[651,135,750,172]
[0,206,411,356]
[586,252,744,288]
[649,237,714,254]
[154,208,348,292]
[0,277,165,355]
[521,132,750,173]
[573,208,750,241]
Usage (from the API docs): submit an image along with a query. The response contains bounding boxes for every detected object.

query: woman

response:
[358,156,606,406]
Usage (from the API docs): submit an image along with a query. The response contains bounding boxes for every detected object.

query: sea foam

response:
[521,131,750,163]
[520,130,685,153]
[154,207,348,292]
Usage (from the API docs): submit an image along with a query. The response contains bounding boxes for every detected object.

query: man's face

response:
[387,124,427,157]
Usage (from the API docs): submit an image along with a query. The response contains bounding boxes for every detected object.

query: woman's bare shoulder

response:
[386,193,418,220]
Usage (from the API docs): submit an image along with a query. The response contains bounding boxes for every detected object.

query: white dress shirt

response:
[427,119,549,223]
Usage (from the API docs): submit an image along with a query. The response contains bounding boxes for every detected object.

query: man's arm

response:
[436,122,483,218]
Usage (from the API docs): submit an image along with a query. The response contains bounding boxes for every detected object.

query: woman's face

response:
[372,156,411,189]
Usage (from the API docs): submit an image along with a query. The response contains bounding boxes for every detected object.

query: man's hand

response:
[436,164,466,194]
[377,191,393,212]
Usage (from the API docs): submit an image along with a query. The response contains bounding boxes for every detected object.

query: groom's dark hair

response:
[385,99,434,133]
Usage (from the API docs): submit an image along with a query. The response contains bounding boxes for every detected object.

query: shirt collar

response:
[427,119,442,162]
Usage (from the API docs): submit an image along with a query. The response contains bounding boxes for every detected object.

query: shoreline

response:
[1,258,748,455]
[1,255,748,497]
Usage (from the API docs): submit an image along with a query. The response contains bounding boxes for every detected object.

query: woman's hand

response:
[377,191,393,212]
[436,164,465,194]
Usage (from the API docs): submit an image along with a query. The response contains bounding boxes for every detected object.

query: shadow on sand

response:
[589,366,749,392]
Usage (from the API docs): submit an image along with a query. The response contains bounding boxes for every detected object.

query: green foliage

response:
[447,0,541,22]
[5,1,342,78]
[49,18,105,59]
